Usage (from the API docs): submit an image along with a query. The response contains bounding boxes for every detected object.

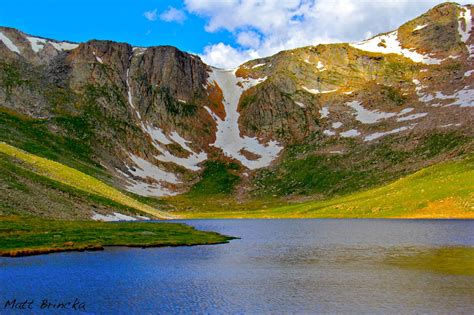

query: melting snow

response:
[350,31,442,64]
[364,125,415,142]
[92,212,137,222]
[295,101,306,108]
[142,123,207,171]
[396,112,427,122]
[119,154,179,197]
[459,6,474,57]
[205,67,283,169]
[49,41,78,51]
[332,122,343,129]
[397,107,414,116]
[125,56,142,120]
[413,79,474,107]
[27,36,48,53]
[440,123,462,128]
[319,106,329,118]
[413,24,428,31]
[323,129,336,136]
[303,86,338,94]
[252,63,265,69]
[346,101,396,124]
[26,35,78,53]
[459,7,472,43]
[465,70,474,77]
[316,61,326,71]
[0,31,20,54]
[340,129,361,138]
[93,51,103,64]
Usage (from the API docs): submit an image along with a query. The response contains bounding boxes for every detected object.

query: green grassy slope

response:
[176,155,474,218]
[0,142,172,219]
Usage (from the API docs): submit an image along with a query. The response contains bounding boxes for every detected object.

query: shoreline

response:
[0,238,236,258]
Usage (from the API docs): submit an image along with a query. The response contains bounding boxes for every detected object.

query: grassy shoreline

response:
[0,216,236,257]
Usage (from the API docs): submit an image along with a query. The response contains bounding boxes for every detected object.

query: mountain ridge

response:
[0,2,472,220]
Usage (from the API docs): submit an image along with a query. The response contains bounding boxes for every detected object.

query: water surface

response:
[1,219,473,314]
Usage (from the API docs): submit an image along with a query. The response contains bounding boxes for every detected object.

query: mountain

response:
[0,2,472,220]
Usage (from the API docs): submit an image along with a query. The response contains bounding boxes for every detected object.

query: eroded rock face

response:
[0,2,472,198]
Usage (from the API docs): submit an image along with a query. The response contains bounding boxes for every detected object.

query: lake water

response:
[1,219,473,314]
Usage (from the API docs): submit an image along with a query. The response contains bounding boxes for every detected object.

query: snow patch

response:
[465,70,474,77]
[413,79,474,107]
[316,61,326,71]
[142,123,207,171]
[205,67,282,169]
[332,122,343,129]
[346,100,396,124]
[350,31,442,64]
[119,154,179,197]
[92,212,137,222]
[459,7,472,43]
[396,112,427,122]
[26,36,48,53]
[397,107,414,116]
[93,51,103,64]
[252,63,265,69]
[364,125,415,142]
[323,130,336,136]
[125,56,142,120]
[295,101,306,108]
[0,31,20,54]
[49,41,78,51]
[26,35,78,53]
[303,86,338,94]
[319,106,329,118]
[413,24,428,31]
[340,129,361,138]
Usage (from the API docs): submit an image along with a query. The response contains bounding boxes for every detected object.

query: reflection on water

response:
[385,246,474,276]
[1,219,473,314]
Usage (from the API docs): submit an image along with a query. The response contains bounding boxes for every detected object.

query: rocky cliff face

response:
[0,2,472,201]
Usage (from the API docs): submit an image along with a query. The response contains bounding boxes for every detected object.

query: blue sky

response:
[0,0,233,53]
[0,0,470,68]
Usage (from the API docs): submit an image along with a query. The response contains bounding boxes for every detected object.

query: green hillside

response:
[176,155,474,219]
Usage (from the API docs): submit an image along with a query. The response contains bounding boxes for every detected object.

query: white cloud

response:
[200,43,259,69]
[160,7,187,24]
[184,0,472,68]
[143,9,158,21]
[236,31,261,48]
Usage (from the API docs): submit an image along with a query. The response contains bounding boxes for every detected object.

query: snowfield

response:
[0,31,20,54]
[350,31,442,64]
[205,67,283,169]
[346,101,396,124]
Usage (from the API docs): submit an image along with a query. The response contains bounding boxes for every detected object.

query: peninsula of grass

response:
[0,216,236,257]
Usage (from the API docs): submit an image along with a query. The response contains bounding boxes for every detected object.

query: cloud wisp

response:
[143,9,158,21]
[160,7,187,24]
